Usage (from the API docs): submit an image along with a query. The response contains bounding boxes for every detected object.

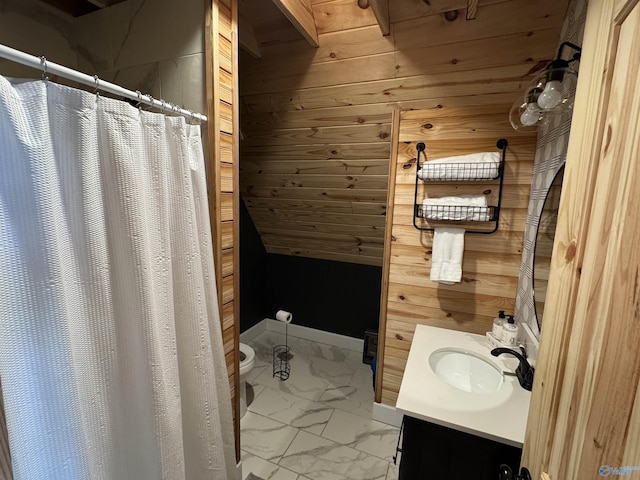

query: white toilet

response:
[238,342,256,418]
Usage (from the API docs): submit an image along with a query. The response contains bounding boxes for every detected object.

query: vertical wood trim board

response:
[231,2,242,460]
[205,0,241,461]
[379,109,537,405]
[375,108,401,404]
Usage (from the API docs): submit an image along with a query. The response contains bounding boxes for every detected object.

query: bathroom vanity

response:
[398,416,521,479]
[395,325,531,479]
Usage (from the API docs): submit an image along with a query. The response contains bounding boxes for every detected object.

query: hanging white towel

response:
[430,227,465,284]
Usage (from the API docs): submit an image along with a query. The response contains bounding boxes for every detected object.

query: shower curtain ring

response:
[40,56,48,82]
[93,75,100,97]
[135,90,143,109]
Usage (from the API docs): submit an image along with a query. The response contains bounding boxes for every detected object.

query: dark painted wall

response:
[239,198,267,332]
[240,198,382,338]
[265,254,382,339]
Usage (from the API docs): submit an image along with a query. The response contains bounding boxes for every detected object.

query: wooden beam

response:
[239,15,262,59]
[466,0,478,20]
[271,0,319,47]
[369,0,390,36]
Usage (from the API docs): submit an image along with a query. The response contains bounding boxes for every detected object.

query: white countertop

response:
[395,324,531,447]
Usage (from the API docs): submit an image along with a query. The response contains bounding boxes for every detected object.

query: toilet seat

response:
[238,343,256,419]
[239,342,255,378]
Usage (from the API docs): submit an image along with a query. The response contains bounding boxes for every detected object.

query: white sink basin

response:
[429,348,504,394]
[396,325,531,447]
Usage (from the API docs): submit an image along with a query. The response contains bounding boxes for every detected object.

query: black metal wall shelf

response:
[413,138,508,234]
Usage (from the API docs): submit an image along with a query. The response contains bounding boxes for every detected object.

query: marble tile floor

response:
[241,331,400,480]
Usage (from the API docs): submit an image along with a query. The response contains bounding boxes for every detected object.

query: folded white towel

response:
[430,227,465,284]
[423,195,487,207]
[422,207,491,222]
[422,195,491,221]
[417,152,501,181]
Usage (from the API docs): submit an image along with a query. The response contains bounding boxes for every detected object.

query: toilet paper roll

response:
[275,310,293,324]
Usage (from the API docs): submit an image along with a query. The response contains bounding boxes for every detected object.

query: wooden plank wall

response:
[377,109,537,405]
[205,0,241,460]
[239,0,567,267]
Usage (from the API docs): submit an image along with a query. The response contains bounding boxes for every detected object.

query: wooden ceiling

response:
[238,0,379,59]
[238,0,503,59]
[239,0,569,267]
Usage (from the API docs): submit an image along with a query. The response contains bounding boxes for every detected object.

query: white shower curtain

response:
[0,75,236,479]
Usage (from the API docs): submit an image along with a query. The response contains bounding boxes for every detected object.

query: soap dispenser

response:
[491,310,506,339]
[501,315,518,346]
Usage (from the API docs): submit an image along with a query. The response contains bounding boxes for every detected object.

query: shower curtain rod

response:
[0,43,207,123]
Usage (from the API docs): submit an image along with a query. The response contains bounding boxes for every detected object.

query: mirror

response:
[533,166,564,328]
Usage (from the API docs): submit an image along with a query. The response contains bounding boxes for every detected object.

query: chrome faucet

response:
[491,347,535,391]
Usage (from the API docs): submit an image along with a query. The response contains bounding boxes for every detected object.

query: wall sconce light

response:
[510,41,582,131]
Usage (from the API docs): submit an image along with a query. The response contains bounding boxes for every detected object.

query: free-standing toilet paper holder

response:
[272,325,291,381]
[273,310,293,381]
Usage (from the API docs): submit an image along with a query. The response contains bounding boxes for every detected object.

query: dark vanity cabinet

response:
[398,416,522,479]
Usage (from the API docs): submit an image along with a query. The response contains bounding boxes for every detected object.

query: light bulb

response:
[520,103,540,126]
[537,80,563,109]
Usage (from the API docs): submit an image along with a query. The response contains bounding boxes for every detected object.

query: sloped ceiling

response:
[239,0,569,266]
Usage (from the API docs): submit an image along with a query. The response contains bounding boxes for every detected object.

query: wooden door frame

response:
[523,0,640,477]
